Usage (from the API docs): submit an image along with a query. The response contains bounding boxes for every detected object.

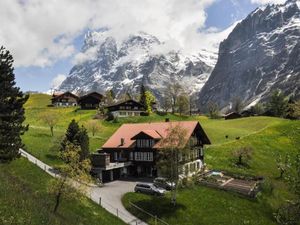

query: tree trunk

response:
[238,155,242,165]
[53,192,61,213]
[280,169,284,178]
[50,126,54,137]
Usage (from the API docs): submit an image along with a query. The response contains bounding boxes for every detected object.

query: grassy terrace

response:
[0,158,125,225]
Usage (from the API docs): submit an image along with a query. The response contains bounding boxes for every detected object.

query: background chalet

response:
[106,100,146,117]
[78,92,104,109]
[51,92,79,107]
[91,120,211,182]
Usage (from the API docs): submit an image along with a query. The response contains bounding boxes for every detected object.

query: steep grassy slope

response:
[0,158,125,225]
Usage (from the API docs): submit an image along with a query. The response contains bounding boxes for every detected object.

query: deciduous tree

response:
[207,101,220,119]
[49,143,91,213]
[158,124,188,206]
[85,120,102,136]
[177,94,189,116]
[267,90,288,117]
[232,146,253,166]
[39,112,59,137]
[0,46,28,162]
[145,90,156,113]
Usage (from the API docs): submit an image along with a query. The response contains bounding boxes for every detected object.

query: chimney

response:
[165,118,170,122]
[120,138,125,146]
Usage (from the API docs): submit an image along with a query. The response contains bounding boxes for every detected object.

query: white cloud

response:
[250,0,286,4]
[0,0,220,67]
[72,46,98,65]
[51,74,66,89]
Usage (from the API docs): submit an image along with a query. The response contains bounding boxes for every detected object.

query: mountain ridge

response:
[198,0,300,111]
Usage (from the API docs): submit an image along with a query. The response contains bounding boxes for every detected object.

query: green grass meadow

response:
[0,158,125,225]
[123,118,300,225]
[2,93,299,225]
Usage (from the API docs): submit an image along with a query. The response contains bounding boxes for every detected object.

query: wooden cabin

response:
[106,100,146,117]
[78,92,104,109]
[224,112,242,120]
[51,92,79,107]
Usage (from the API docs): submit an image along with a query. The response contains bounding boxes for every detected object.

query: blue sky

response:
[10,0,263,92]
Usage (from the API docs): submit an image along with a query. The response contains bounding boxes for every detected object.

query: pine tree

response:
[61,119,80,152]
[139,84,147,107]
[61,120,89,161]
[75,126,90,161]
[0,46,28,162]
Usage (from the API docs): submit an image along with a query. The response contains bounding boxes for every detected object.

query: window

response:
[134,152,153,161]
[129,152,133,160]
[114,152,118,160]
[136,139,154,148]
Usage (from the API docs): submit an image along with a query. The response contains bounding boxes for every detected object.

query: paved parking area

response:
[90,180,149,225]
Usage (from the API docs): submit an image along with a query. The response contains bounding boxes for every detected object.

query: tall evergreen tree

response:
[139,84,147,107]
[75,126,89,161]
[0,46,28,162]
[61,120,89,161]
[61,119,79,152]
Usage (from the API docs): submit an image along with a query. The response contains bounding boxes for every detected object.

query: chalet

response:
[51,91,79,107]
[241,110,255,117]
[224,112,242,120]
[106,100,146,117]
[91,120,211,182]
[78,92,104,109]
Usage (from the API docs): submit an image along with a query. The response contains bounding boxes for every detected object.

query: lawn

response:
[122,119,300,225]
[0,158,125,225]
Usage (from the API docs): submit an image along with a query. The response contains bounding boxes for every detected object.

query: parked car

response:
[134,183,166,196]
[153,177,175,190]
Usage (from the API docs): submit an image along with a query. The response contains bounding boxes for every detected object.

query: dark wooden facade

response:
[78,92,104,109]
[51,92,79,107]
[92,121,211,181]
[225,112,242,120]
[106,100,146,117]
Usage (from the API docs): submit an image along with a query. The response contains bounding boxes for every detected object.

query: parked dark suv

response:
[153,177,175,190]
[134,183,166,196]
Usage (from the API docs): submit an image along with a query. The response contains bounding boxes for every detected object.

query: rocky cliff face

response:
[58,32,217,102]
[198,0,300,110]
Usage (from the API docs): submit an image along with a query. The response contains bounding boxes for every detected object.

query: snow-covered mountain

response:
[199,0,300,110]
[58,32,217,101]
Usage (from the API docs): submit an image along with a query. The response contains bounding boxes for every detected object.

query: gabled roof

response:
[225,112,241,117]
[106,99,145,109]
[131,130,162,140]
[52,91,79,100]
[79,92,103,101]
[102,121,211,149]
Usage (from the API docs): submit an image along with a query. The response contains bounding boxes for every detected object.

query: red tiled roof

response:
[102,121,210,149]
[131,130,162,140]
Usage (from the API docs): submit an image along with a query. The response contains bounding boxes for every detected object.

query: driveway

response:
[90,180,142,224]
